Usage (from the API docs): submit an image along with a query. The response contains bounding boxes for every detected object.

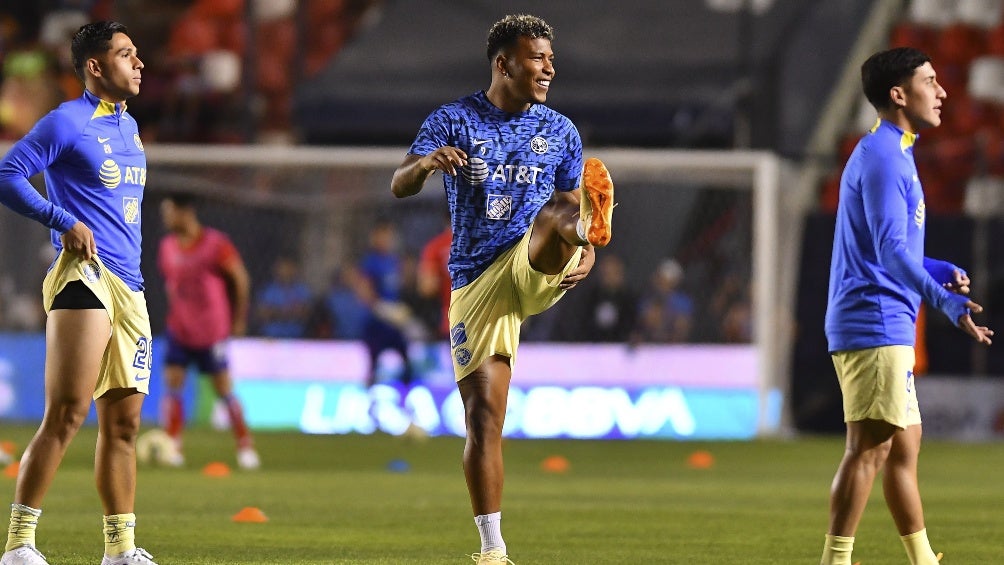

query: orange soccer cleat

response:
[581,157,614,247]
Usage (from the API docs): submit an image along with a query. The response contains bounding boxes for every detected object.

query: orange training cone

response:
[541,455,570,474]
[202,461,231,477]
[232,506,268,523]
[3,461,18,478]
[687,450,715,469]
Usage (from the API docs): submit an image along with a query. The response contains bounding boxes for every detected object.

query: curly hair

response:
[71,21,129,81]
[486,14,554,61]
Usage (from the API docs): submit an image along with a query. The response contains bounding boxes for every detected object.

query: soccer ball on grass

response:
[136,429,182,466]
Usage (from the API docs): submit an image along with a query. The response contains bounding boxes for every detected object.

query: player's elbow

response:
[390,173,420,199]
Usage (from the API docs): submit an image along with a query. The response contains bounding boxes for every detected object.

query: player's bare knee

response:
[41,401,91,441]
[464,404,504,445]
[102,413,142,444]
[844,439,891,472]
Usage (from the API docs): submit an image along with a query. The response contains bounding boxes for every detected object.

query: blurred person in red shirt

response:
[157,192,259,470]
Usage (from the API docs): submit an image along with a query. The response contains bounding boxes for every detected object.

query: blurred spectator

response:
[0,46,63,139]
[635,258,694,343]
[312,263,372,340]
[569,253,638,342]
[709,269,752,343]
[254,255,312,338]
[357,220,418,386]
[398,253,438,339]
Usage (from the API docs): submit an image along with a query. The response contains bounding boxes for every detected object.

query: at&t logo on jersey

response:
[462,139,491,185]
[463,157,489,185]
[490,164,543,184]
[99,159,121,188]
[98,159,146,190]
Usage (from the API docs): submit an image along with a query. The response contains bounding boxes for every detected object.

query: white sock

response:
[474,511,505,554]
[575,218,588,243]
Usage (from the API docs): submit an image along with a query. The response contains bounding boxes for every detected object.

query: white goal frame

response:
[144,145,787,436]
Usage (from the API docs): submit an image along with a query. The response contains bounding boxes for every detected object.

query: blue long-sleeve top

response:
[825,119,969,352]
[0,90,147,290]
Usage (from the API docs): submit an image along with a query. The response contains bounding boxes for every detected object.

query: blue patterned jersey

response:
[0,90,147,290]
[409,91,583,289]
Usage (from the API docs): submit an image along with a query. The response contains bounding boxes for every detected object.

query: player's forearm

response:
[879,243,968,324]
[391,159,433,198]
[0,165,76,232]
[923,256,964,285]
[229,270,251,335]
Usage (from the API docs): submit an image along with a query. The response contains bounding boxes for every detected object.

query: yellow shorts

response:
[448,229,581,381]
[42,252,152,399]
[831,345,920,429]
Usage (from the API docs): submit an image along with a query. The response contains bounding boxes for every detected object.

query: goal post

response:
[0,143,792,438]
[142,144,789,437]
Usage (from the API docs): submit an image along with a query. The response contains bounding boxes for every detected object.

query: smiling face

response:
[87,32,143,103]
[500,36,554,105]
[487,35,555,113]
[891,61,946,132]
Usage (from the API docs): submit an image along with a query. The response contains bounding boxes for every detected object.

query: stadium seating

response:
[825,0,1004,216]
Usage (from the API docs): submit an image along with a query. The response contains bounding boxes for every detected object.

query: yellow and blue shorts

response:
[448,229,581,382]
[831,345,920,429]
[42,252,152,399]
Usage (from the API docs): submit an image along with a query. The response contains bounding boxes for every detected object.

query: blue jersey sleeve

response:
[553,122,583,192]
[923,256,964,285]
[861,157,968,325]
[409,108,452,157]
[0,110,79,232]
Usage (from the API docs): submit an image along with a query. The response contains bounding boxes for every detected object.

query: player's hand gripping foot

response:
[0,545,49,565]
[100,547,158,565]
[470,549,515,564]
[581,157,614,247]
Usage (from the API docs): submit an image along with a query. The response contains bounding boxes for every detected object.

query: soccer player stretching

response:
[0,22,158,565]
[157,192,259,470]
[821,47,993,565]
[391,14,614,564]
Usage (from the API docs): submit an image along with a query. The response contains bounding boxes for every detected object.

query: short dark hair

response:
[71,21,128,81]
[486,14,553,61]
[861,47,932,111]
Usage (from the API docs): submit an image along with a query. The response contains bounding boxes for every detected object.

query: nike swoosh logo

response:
[134,375,149,381]
[97,137,110,143]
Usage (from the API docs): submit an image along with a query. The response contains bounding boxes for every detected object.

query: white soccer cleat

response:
[0,545,49,565]
[237,447,260,470]
[100,547,157,565]
[470,549,514,564]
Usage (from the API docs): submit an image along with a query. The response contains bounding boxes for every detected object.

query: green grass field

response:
[0,425,1001,564]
